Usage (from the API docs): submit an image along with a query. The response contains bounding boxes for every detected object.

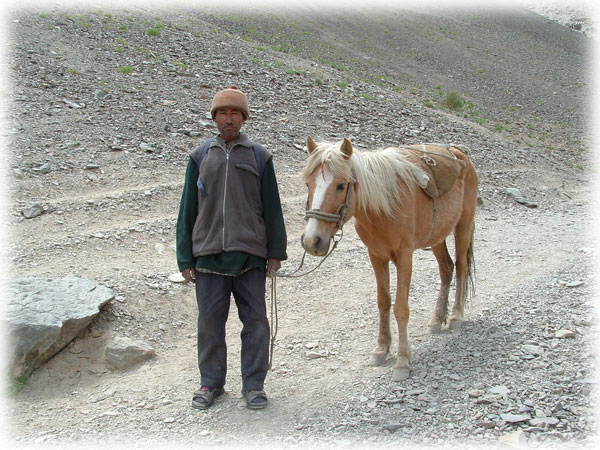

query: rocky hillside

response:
[4,4,596,450]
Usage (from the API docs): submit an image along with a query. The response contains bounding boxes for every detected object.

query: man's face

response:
[213,107,246,141]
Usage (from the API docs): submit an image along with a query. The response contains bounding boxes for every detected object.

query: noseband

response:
[305,179,355,233]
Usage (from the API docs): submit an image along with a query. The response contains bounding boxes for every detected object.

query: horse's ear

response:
[306,136,318,155]
[341,138,353,160]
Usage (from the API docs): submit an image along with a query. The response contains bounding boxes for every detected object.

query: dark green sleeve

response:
[176,158,199,271]
[261,157,288,261]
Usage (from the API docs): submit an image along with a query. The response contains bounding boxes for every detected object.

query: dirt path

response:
[6,166,595,448]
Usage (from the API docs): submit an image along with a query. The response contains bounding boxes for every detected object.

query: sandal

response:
[192,386,224,410]
[243,389,268,410]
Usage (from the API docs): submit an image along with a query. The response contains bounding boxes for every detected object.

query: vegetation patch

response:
[118,65,135,74]
[8,375,29,395]
[443,91,465,111]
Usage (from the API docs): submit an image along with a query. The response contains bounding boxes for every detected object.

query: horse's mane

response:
[302,141,419,218]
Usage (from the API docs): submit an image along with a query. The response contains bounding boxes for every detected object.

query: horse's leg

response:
[391,251,413,381]
[450,220,475,329]
[368,250,391,366]
[428,241,454,333]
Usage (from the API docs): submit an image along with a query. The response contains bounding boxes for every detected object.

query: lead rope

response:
[268,272,278,370]
[267,228,344,370]
[267,177,354,369]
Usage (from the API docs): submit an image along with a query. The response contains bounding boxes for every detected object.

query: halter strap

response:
[304,179,355,232]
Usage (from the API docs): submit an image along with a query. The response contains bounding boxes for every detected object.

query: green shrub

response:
[118,65,134,74]
[443,91,464,111]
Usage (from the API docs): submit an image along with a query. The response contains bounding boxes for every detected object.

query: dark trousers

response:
[195,268,269,392]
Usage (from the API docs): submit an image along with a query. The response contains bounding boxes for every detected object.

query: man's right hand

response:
[182,268,196,283]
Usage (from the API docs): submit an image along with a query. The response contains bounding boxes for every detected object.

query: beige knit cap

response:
[210,86,249,119]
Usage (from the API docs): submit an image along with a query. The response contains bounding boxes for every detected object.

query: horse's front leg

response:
[392,251,413,381]
[367,251,391,367]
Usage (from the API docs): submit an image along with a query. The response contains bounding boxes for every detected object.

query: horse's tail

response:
[464,224,475,301]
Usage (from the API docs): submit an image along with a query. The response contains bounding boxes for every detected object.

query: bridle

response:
[304,178,355,234]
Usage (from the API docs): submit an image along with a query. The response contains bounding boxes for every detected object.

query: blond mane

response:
[303,141,419,218]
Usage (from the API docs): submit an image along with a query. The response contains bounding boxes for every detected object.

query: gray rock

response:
[105,336,156,369]
[21,203,44,219]
[500,413,532,423]
[140,143,156,153]
[505,187,538,208]
[529,417,560,427]
[468,389,485,398]
[33,163,51,174]
[555,329,576,338]
[62,98,85,108]
[489,385,510,397]
[5,275,114,378]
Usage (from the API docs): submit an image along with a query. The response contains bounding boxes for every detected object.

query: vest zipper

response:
[222,150,230,251]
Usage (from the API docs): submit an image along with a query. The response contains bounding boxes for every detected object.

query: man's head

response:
[211,86,249,141]
[210,85,249,120]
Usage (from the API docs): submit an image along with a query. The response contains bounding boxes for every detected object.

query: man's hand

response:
[182,268,196,283]
[266,258,281,277]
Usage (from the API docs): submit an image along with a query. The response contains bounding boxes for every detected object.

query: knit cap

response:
[210,86,249,119]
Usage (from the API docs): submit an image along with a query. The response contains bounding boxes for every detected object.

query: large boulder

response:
[5,275,114,378]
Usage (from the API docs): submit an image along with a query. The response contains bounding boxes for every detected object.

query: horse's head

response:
[301,136,357,256]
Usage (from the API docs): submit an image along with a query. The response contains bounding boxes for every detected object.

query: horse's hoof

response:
[391,368,410,382]
[449,319,464,330]
[428,324,442,334]
[369,353,387,366]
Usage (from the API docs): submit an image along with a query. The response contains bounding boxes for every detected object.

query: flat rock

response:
[489,385,510,397]
[168,272,186,283]
[21,203,44,219]
[5,275,114,378]
[105,336,156,369]
[555,329,576,338]
[500,413,532,423]
[529,417,560,427]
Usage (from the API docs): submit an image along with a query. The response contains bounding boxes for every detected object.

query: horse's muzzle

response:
[301,232,331,256]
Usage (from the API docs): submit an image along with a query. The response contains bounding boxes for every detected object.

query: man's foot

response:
[192,386,225,410]
[242,389,268,410]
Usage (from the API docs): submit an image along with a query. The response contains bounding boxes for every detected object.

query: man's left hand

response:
[266,258,281,276]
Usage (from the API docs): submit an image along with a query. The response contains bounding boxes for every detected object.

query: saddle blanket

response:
[405,144,466,199]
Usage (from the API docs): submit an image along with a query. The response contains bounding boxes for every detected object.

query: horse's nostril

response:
[314,236,321,247]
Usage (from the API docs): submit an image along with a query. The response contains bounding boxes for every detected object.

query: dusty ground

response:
[2,4,597,450]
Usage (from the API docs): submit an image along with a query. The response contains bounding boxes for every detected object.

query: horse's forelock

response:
[302,141,352,181]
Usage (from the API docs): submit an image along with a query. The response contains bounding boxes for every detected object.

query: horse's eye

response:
[336,183,346,191]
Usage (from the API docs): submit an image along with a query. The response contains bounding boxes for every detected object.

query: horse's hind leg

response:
[368,251,391,366]
[428,241,454,333]
[450,221,475,329]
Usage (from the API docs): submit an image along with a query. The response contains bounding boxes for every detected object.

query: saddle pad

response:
[405,144,465,199]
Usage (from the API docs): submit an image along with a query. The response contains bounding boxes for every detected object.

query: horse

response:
[300,136,478,381]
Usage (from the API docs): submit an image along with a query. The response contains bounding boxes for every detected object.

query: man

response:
[176,86,287,410]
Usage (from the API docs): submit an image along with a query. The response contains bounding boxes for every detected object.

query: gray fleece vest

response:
[190,137,272,259]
